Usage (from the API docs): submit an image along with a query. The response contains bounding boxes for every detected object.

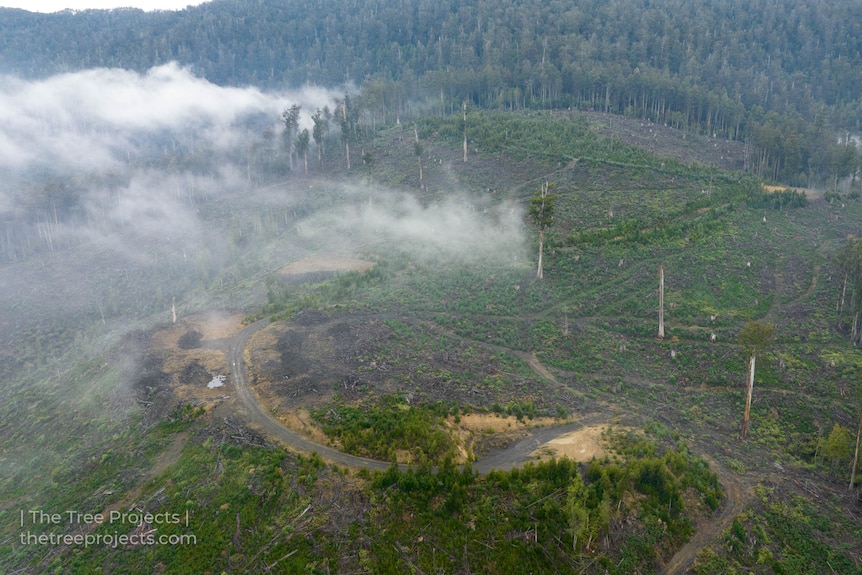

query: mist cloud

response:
[296,186,527,265]
[0,62,527,289]
[0,62,337,172]
[0,62,342,262]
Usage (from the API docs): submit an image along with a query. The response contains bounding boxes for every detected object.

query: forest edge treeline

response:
[1,0,861,189]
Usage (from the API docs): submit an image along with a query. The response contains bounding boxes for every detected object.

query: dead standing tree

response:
[296,128,310,175]
[281,104,301,171]
[413,125,424,189]
[462,100,468,163]
[311,108,328,167]
[337,95,355,170]
[738,320,775,439]
[529,182,556,280]
[658,264,665,338]
[851,369,862,489]
[835,237,862,344]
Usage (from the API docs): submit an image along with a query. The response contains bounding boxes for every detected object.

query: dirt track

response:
[216,318,749,573]
[225,319,394,471]
[224,319,605,472]
[659,456,756,574]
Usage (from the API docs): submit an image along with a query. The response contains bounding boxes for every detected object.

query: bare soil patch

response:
[762,183,823,200]
[278,255,375,277]
[275,408,332,445]
[131,315,244,423]
[457,413,557,434]
[147,318,233,406]
[151,313,245,347]
[458,414,567,461]
[531,424,608,462]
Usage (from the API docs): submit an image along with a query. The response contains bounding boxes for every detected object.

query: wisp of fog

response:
[0,61,529,499]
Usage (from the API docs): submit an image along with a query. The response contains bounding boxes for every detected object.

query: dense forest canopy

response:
[1,0,861,187]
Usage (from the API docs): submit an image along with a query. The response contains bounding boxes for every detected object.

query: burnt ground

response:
[246,310,395,412]
[244,309,586,435]
[131,307,591,463]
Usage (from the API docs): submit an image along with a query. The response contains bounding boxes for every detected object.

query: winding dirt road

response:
[223,319,606,472]
[221,318,749,574]
[226,319,393,471]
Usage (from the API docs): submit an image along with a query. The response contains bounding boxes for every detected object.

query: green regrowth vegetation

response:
[47,440,328,575]
[361,432,720,575]
[313,395,461,464]
[694,485,859,575]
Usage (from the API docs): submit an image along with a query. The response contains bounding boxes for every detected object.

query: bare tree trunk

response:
[658,264,665,338]
[414,126,423,187]
[851,408,862,489]
[171,297,177,324]
[463,101,468,163]
[342,103,350,170]
[344,139,351,170]
[740,354,756,439]
[303,151,308,175]
[853,311,860,344]
[536,229,545,279]
[838,273,848,324]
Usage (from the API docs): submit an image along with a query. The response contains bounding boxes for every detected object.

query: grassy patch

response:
[313,395,462,465]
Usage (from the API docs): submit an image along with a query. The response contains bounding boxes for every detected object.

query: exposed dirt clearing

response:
[155,312,246,343]
[456,413,558,433]
[451,414,563,463]
[531,424,608,462]
[278,255,375,276]
[246,323,282,365]
[762,183,823,200]
[276,408,332,445]
[149,313,244,360]
[161,348,226,378]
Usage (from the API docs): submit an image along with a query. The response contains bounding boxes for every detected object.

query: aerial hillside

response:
[1,99,861,572]
[0,1,860,572]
